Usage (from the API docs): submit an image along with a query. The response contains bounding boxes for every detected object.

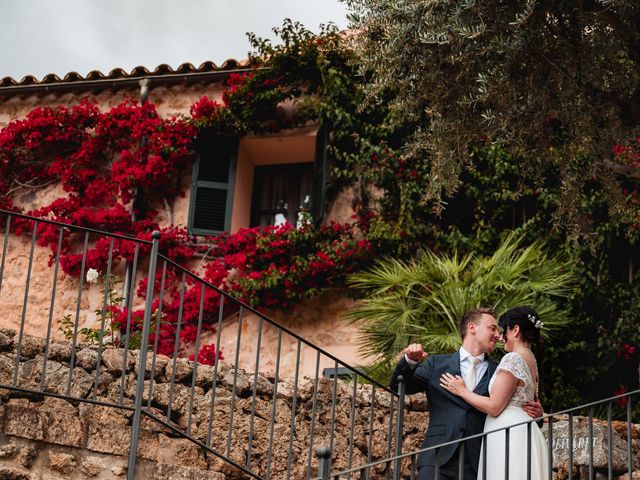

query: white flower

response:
[86,268,100,284]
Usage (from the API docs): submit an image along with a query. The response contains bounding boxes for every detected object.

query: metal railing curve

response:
[318,388,640,480]
[0,209,399,480]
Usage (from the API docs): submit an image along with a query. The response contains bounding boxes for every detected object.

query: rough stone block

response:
[0,331,14,352]
[4,397,83,448]
[164,357,194,383]
[17,356,94,399]
[0,444,19,459]
[80,456,106,477]
[154,463,224,480]
[247,373,273,396]
[0,467,33,480]
[48,451,76,474]
[76,347,98,371]
[81,404,132,456]
[194,364,215,389]
[542,416,630,471]
[221,369,250,395]
[3,399,46,441]
[135,352,167,379]
[46,342,72,362]
[145,382,191,416]
[0,354,17,385]
[110,464,127,476]
[19,336,46,359]
[18,445,36,468]
[101,348,134,374]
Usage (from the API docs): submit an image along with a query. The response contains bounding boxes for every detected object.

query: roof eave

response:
[0,67,253,97]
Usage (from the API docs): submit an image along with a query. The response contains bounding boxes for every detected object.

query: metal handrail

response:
[0,208,155,244]
[0,209,401,480]
[325,388,640,479]
[157,252,397,394]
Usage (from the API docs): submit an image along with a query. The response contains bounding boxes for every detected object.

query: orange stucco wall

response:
[0,81,366,377]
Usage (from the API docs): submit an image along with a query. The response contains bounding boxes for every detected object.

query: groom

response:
[391,308,542,480]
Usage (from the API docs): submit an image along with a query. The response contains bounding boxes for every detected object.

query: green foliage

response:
[347,234,577,378]
[247,20,430,245]
[58,314,104,345]
[420,145,640,409]
[241,21,639,410]
[345,0,640,236]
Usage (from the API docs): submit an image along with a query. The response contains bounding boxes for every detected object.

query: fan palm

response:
[347,233,577,377]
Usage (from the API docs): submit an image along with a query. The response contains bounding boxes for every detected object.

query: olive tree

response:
[345,0,640,234]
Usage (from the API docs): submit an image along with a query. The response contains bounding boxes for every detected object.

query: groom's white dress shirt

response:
[459,346,487,389]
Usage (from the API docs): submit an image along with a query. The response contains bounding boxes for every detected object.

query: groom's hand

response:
[405,343,428,363]
[523,400,543,419]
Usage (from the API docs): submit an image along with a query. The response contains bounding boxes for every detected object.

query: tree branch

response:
[582,0,640,65]
[603,158,640,179]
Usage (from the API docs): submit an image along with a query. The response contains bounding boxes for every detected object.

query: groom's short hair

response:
[459,307,495,339]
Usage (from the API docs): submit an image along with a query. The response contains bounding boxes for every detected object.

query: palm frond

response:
[347,233,579,381]
[347,256,419,296]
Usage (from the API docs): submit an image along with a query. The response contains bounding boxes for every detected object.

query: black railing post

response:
[607,401,613,480]
[394,375,405,480]
[547,416,553,480]
[127,231,160,480]
[627,397,633,478]
[458,441,465,480]
[316,445,331,480]
[568,412,574,480]
[588,407,594,480]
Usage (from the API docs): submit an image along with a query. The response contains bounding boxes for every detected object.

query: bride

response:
[440,306,549,480]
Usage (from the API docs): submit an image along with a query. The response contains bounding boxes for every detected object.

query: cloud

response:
[0,0,348,79]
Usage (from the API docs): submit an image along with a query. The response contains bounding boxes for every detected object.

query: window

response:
[188,135,237,235]
[250,163,313,228]
[188,124,329,235]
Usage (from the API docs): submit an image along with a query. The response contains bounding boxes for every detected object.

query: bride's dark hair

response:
[498,306,542,347]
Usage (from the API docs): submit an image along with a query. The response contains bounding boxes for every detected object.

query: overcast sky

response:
[0,0,349,80]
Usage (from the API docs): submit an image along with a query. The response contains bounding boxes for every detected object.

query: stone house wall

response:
[0,79,368,378]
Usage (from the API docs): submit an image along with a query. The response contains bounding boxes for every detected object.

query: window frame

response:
[187,137,237,236]
[250,162,314,228]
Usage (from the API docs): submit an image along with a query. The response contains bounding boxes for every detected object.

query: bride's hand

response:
[440,372,466,396]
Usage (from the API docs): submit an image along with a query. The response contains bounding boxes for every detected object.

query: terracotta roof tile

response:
[0,59,250,90]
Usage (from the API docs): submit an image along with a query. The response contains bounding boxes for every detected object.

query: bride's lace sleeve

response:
[496,352,529,382]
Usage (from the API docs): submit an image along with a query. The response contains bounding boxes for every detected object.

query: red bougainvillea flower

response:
[613,385,629,407]
[189,344,224,366]
[617,343,637,360]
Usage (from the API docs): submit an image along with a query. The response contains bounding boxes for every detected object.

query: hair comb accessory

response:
[527,313,543,329]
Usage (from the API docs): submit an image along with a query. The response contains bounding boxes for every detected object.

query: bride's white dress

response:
[478,352,549,480]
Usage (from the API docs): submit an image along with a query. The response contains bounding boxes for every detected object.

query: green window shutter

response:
[311,123,329,224]
[188,135,237,236]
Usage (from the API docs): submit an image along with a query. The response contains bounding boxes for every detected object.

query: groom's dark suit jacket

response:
[391,352,497,472]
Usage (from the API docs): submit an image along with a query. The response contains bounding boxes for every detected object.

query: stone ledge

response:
[0,329,411,479]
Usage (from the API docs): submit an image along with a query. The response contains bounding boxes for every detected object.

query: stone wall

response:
[1,327,639,479]
[0,328,429,479]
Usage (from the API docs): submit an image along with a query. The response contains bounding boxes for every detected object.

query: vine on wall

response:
[1,20,637,405]
[0,21,385,361]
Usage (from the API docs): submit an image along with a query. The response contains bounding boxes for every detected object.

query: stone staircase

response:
[0,328,430,479]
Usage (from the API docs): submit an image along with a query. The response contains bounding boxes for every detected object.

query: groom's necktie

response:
[464,357,481,391]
